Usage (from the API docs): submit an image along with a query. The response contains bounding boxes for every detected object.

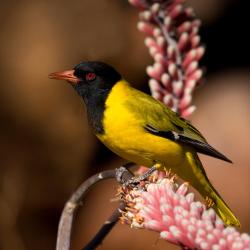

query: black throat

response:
[72,61,122,134]
[82,88,110,135]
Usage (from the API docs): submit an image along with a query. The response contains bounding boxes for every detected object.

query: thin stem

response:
[56,162,135,250]
[56,170,116,250]
[82,202,126,250]
[82,164,135,250]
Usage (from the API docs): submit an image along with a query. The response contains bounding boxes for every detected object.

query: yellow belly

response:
[96,81,186,169]
[99,126,186,168]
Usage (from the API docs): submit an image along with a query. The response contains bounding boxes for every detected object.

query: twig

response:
[82,202,126,250]
[82,164,135,250]
[56,170,115,250]
[56,163,135,250]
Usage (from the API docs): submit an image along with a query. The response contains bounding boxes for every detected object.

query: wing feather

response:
[126,88,232,163]
[145,124,232,163]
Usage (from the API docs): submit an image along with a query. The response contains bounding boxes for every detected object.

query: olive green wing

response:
[126,89,232,163]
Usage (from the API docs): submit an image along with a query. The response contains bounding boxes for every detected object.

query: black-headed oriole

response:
[49,61,240,227]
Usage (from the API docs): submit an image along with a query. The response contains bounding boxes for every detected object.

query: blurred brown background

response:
[0,0,249,249]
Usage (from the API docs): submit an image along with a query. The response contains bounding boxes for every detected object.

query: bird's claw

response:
[115,164,158,189]
[115,163,135,185]
[126,166,157,185]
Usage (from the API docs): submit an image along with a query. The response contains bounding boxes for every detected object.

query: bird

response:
[49,61,240,227]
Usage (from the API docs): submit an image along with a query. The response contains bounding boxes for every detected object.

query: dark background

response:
[0,0,249,249]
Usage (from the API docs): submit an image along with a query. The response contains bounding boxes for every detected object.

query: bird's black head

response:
[49,61,122,134]
[49,61,121,99]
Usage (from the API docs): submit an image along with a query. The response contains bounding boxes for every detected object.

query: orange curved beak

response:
[48,70,79,85]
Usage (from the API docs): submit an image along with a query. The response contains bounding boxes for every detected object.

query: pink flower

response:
[120,175,250,250]
[129,0,205,118]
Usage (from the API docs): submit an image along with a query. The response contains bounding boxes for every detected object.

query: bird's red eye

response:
[86,72,96,81]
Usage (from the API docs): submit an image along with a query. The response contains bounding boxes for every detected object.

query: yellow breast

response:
[97,80,185,167]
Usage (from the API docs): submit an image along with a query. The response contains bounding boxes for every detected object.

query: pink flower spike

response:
[144,37,157,48]
[178,21,192,34]
[139,10,152,21]
[151,91,162,100]
[160,231,178,244]
[196,46,205,60]
[149,79,162,93]
[167,45,175,59]
[137,21,154,36]
[154,53,165,64]
[147,65,161,80]
[156,36,165,49]
[185,61,198,76]
[191,35,201,47]
[173,80,183,97]
[178,32,189,51]
[188,69,203,82]
[179,94,192,109]
[161,73,170,87]
[149,46,158,57]
[183,49,197,68]
[153,27,162,37]
[163,94,173,107]
[168,63,177,77]
[120,173,250,249]
[182,105,196,117]
[164,16,172,30]
[176,182,189,195]
[169,4,183,19]
[185,79,196,89]
[151,3,160,14]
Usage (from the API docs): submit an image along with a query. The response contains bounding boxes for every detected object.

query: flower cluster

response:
[120,175,250,250]
[129,0,205,118]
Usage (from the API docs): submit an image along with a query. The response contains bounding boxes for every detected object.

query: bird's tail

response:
[185,152,240,227]
[211,187,240,227]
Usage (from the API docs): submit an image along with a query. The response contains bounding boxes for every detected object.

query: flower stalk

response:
[129,0,205,118]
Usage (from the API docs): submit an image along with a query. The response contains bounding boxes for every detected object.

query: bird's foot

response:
[125,164,161,187]
[115,163,160,188]
[125,165,157,186]
[115,162,135,185]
